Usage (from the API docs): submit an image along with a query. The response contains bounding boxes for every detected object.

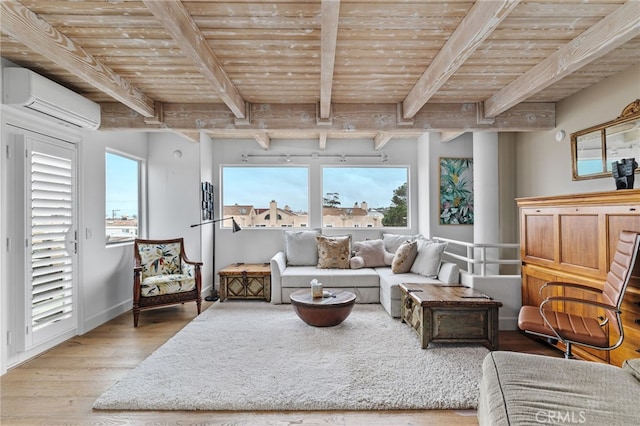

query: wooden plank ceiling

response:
[1,0,639,149]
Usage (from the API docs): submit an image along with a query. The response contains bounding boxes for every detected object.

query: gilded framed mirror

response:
[571,99,640,181]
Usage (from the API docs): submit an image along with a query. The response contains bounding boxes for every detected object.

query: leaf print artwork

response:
[439,158,474,225]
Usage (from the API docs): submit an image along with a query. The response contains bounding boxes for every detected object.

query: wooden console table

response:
[219,263,271,302]
[400,283,502,350]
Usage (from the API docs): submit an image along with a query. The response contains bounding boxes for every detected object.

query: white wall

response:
[78,130,148,332]
[417,132,474,242]
[516,64,640,198]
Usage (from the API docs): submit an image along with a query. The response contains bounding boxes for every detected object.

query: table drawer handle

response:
[635,318,640,325]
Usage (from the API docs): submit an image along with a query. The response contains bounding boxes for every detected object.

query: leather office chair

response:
[133,238,202,327]
[518,230,640,358]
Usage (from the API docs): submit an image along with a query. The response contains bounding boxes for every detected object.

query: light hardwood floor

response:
[1,301,561,426]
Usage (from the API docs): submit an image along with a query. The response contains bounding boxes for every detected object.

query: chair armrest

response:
[540,281,603,296]
[541,296,617,313]
[270,251,286,304]
[540,296,624,337]
[181,255,203,268]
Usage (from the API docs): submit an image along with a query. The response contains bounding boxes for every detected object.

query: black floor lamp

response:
[190,216,242,302]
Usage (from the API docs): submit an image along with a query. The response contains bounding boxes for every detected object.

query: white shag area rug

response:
[93,302,489,411]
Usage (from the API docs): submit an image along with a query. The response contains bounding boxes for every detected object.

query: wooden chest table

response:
[219,263,271,302]
[400,283,502,350]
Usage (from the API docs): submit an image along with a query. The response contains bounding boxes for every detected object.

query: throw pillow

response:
[383,233,421,254]
[349,256,365,269]
[391,240,418,273]
[410,239,448,278]
[316,235,351,269]
[284,229,320,266]
[353,239,393,267]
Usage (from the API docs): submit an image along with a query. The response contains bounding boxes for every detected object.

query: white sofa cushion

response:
[281,266,379,288]
[377,267,443,300]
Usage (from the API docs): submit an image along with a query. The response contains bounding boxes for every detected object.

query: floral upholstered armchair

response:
[133,238,202,327]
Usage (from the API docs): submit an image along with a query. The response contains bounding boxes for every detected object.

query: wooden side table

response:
[399,283,502,350]
[218,263,271,302]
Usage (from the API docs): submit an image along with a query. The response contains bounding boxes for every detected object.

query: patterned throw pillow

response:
[391,240,418,273]
[316,235,351,269]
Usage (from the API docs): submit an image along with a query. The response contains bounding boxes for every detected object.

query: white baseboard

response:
[81,299,132,334]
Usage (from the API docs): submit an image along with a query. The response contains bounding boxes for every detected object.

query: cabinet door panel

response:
[522,266,559,308]
[559,214,599,271]
[523,214,555,261]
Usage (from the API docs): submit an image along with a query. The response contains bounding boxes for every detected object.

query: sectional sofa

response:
[478,351,640,425]
[269,230,460,317]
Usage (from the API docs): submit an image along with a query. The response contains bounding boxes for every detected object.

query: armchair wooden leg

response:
[133,308,140,327]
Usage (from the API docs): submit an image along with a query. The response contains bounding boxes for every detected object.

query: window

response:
[105,152,140,244]
[222,166,309,228]
[322,167,408,228]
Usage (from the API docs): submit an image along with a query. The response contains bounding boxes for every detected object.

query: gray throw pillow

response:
[410,239,448,278]
[284,229,320,266]
[383,233,420,254]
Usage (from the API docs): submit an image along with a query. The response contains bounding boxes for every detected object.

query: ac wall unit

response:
[3,68,101,130]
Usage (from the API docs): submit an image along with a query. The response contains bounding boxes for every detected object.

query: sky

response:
[105,153,139,218]
[223,166,407,212]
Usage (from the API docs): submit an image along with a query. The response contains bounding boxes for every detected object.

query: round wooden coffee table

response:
[289,289,356,327]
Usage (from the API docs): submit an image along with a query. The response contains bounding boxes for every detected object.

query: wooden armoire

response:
[517,189,640,366]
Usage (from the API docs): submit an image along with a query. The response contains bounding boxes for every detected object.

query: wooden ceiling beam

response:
[319,132,328,150]
[174,131,201,143]
[100,102,555,135]
[319,0,341,119]
[142,0,247,119]
[483,0,640,118]
[441,131,465,143]
[402,0,520,119]
[0,0,155,117]
[373,132,393,151]
[251,131,271,150]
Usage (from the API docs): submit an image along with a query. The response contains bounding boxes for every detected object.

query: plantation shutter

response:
[27,139,78,347]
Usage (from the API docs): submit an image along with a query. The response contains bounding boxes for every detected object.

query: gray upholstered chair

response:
[133,238,202,327]
[518,230,640,358]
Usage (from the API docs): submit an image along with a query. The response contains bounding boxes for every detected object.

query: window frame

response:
[105,150,144,245]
